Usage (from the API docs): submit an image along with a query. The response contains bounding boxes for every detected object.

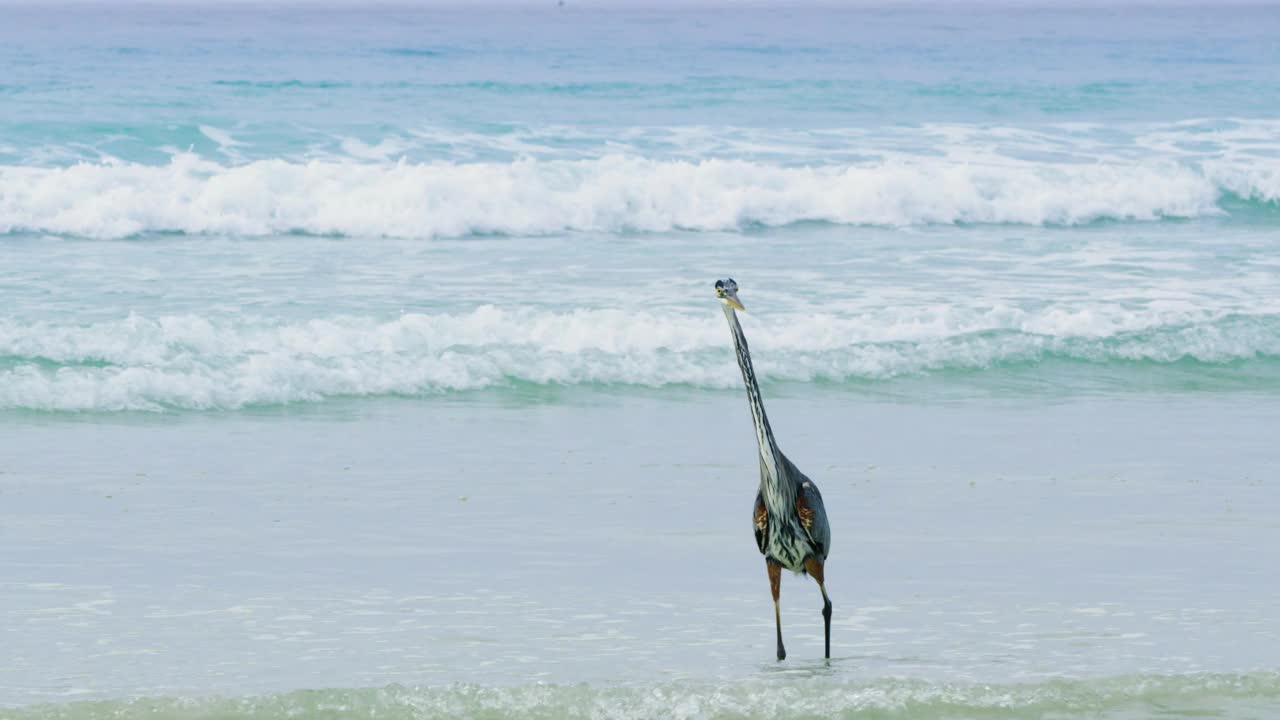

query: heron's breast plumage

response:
[754,468,830,572]
[763,514,816,572]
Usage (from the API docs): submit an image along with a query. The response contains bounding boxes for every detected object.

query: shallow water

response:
[3,395,1280,712]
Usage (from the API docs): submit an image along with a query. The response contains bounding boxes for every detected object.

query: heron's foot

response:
[776,644,787,661]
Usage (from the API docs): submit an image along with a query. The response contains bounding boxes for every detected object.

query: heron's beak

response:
[724,292,746,312]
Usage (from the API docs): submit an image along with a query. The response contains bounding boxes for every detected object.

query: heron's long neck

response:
[723,306,782,485]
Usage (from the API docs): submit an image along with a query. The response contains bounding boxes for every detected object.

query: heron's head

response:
[715,278,745,311]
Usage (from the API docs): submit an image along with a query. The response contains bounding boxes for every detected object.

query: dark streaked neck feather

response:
[723,306,788,501]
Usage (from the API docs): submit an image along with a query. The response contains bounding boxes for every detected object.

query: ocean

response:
[2,2,1279,718]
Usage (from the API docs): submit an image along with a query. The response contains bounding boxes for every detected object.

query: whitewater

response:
[5,119,1280,413]
[4,306,1280,411]
[4,123,1280,239]
[3,2,1280,719]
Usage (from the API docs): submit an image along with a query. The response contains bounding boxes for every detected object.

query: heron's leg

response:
[805,557,832,659]
[767,559,786,661]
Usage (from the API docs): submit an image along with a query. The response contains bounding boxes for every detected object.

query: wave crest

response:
[2,153,1273,239]
[2,307,1278,411]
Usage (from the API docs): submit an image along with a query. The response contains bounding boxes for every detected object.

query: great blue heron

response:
[715,278,832,661]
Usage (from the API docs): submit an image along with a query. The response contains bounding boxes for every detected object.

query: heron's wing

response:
[752,491,767,555]
[784,455,832,560]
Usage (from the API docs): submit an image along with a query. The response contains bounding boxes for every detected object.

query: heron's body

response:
[716,279,833,661]
[754,454,829,571]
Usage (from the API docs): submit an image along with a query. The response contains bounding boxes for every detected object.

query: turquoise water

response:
[3,4,1280,409]
[2,2,1280,718]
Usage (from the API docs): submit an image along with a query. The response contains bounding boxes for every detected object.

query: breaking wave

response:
[2,307,1279,411]
[6,673,1280,720]
[2,153,1278,239]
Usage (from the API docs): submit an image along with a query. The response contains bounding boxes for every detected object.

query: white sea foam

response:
[2,307,1277,411]
[6,673,1280,720]
[7,120,1280,239]
[3,152,1275,240]
[1205,159,1280,204]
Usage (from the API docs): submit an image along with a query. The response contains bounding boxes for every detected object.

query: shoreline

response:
[3,393,1277,703]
